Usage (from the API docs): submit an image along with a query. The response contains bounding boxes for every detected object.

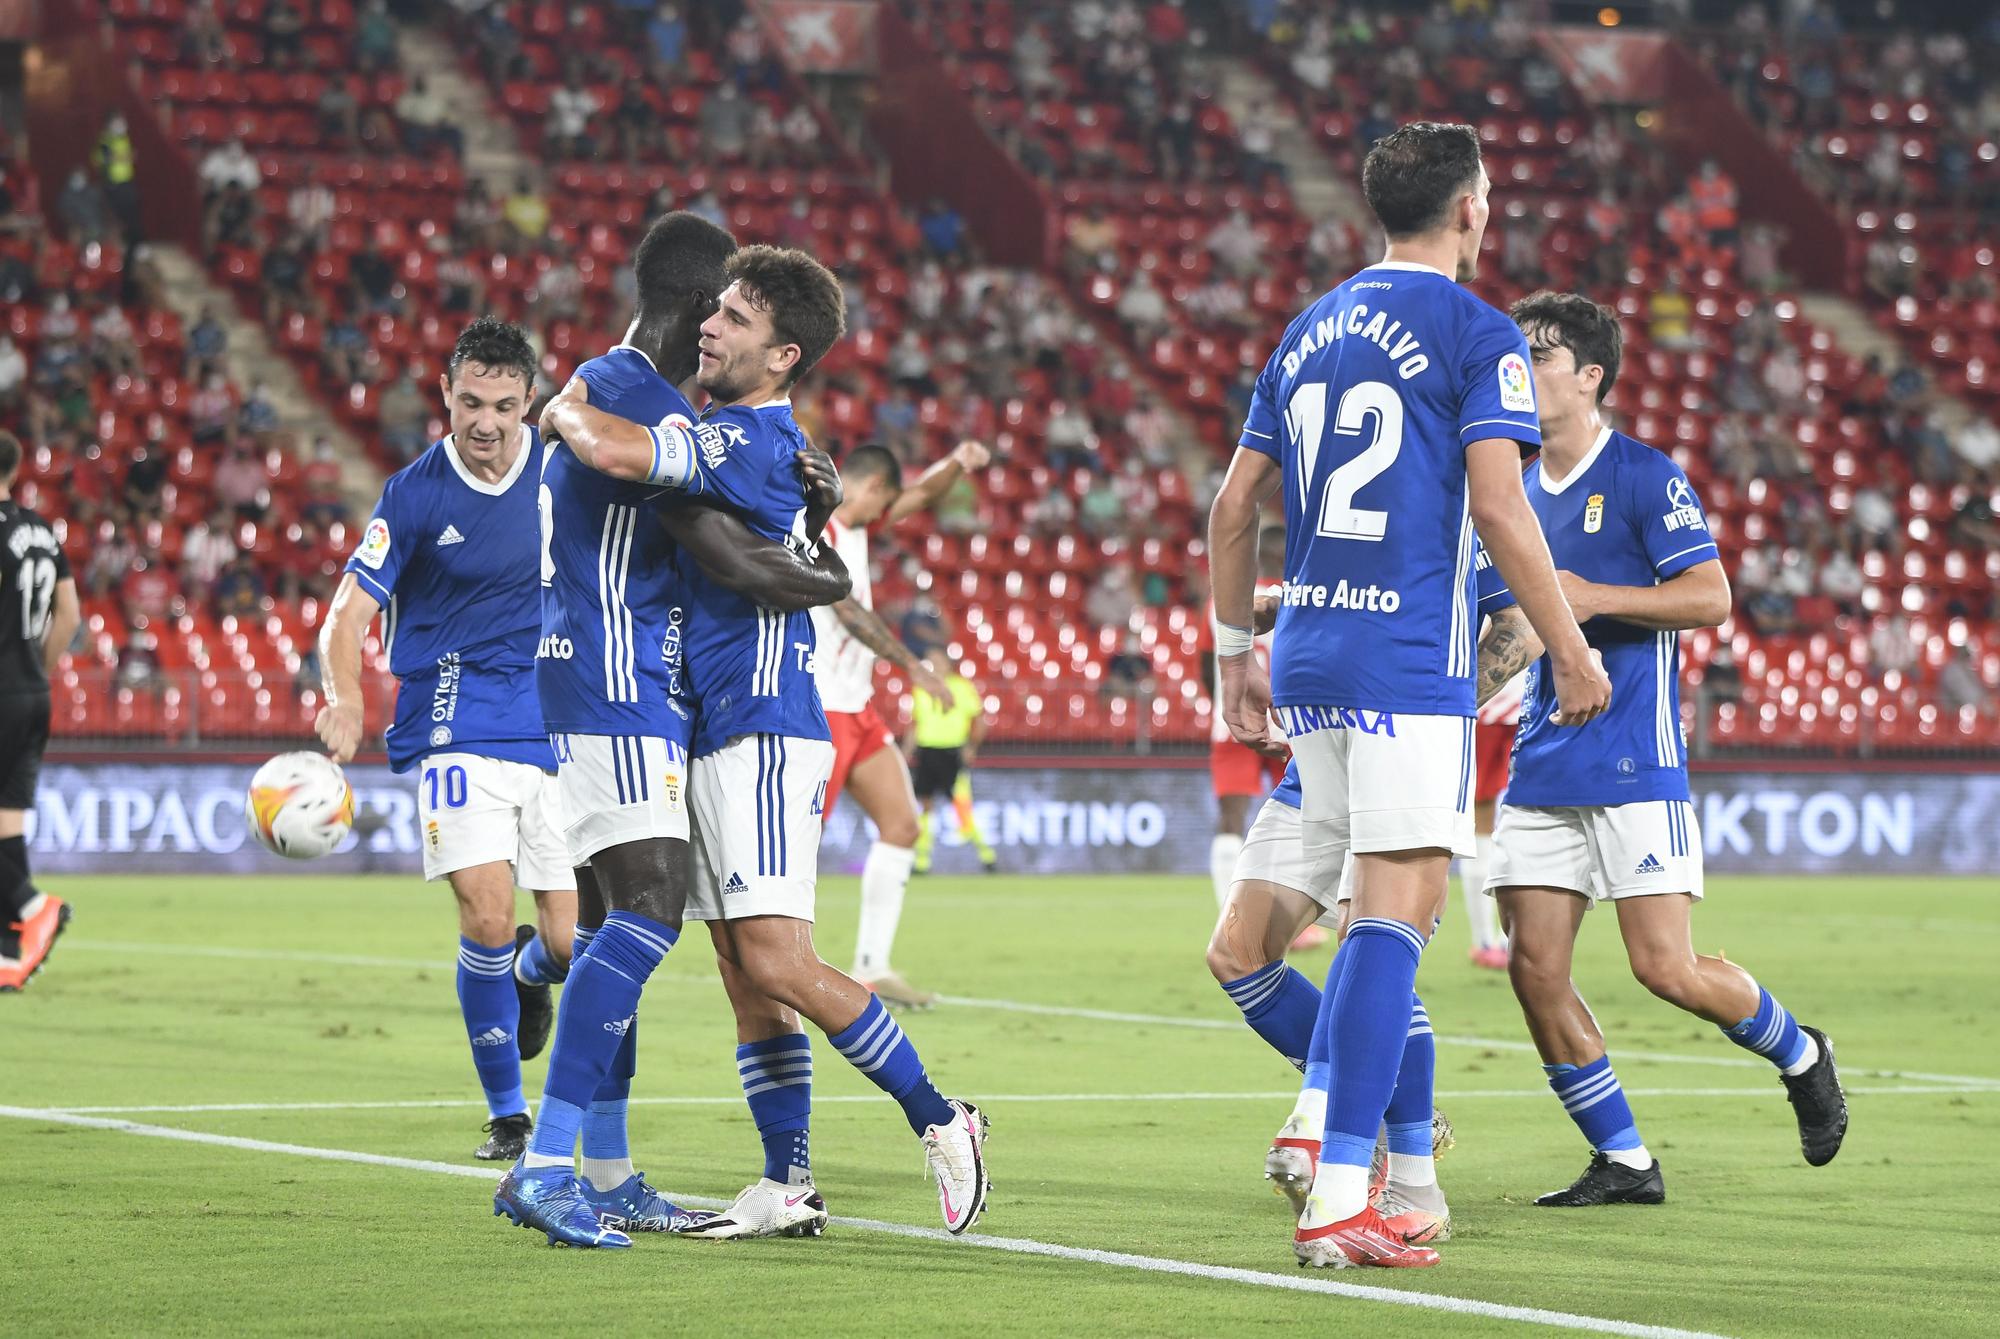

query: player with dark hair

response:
[0,429,80,992]
[318,318,582,1163]
[1490,290,1846,1206]
[544,244,991,1240]
[1211,121,1609,1268]
[494,212,853,1247]
[813,437,995,1006]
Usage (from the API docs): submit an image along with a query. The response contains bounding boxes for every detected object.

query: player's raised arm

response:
[1467,438,1609,726]
[658,504,851,611]
[540,377,699,487]
[831,596,948,701]
[883,438,990,524]
[316,571,382,763]
[1207,444,1284,754]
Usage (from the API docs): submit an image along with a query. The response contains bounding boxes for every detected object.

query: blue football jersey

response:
[1240,261,1541,718]
[536,345,696,747]
[346,430,554,773]
[674,399,828,754]
[1507,429,1721,807]
[1265,542,1517,813]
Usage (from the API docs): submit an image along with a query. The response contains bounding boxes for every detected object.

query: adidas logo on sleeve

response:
[436,524,465,546]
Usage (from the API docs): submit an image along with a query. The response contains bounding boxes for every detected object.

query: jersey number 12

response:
[16,557,56,641]
[1288,380,1404,542]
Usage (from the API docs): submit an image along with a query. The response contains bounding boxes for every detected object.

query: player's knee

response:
[1630,953,1698,1006]
[1505,941,1565,998]
[877,807,921,848]
[1204,917,1261,983]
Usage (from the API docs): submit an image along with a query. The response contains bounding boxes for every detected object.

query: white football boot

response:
[671,1178,828,1240]
[922,1099,990,1234]
[1265,1112,1319,1217]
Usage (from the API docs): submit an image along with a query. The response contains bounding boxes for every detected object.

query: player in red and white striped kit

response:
[811,440,990,1009]
[1462,667,1527,968]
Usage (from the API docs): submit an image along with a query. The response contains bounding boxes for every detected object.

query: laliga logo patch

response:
[1497,352,1535,413]
[357,517,391,569]
[1584,493,1605,534]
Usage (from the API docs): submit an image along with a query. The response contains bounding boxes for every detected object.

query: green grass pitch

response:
[5,871,1998,1337]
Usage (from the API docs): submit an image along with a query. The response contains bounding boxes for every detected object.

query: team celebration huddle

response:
[302,123,1849,1265]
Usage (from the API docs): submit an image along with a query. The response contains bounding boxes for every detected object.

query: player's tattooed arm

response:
[659,506,852,611]
[1474,606,1543,709]
[833,598,950,700]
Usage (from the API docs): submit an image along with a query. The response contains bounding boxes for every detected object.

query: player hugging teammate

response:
[326,218,990,1250]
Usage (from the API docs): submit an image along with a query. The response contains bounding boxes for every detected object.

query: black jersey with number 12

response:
[0,500,70,696]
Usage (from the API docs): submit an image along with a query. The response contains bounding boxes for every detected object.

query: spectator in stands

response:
[1952,491,2000,551]
[1648,273,1694,350]
[356,0,399,74]
[1688,159,1739,247]
[258,230,311,325]
[1956,416,2000,482]
[1085,562,1138,631]
[726,13,776,89]
[212,554,267,619]
[342,239,393,320]
[264,0,306,67]
[1154,99,1199,180]
[782,104,823,166]
[1079,473,1124,538]
[1045,400,1098,475]
[122,547,180,626]
[533,245,584,323]
[1103,631,1155,702]
[1115,270,1171,346]
[1237,104,1282,188]
[700,80,753,161]
[92,115,139,242]
[454,179,503,251]
[1820,542,1864,617]
[378,368,431,460]
[886,329,936,396]
[90,300,140,378]
[239,380,279,439]
[435,242,484,316]
[1185,274,1252,330]
[1065,206,1121,274]
[1205,209,1262,280]
[1741,220,1785,291]
[612,79,657,162]
[180,0,229,67]
[500,173,549,248]
[318,78,362,151]
[547,76,601,159]
[686,188,726,231]
[1938,646,1994,718]
[1015,22,1059,98]
[647,4,686,72]
[190,370,235,446]
[204,182,260,255]
[921,199,966,260]
[397,76,462,159]
[1025,484,1076,537]
[747,100,786,170]
[199,139,261,197]
[934,473,980,536]
[56,170,108,243]
[0,335,26,417]
[214,436,268,521]
[287,178,335,248]
[1869,612,1917,680]
[182,506,239,598]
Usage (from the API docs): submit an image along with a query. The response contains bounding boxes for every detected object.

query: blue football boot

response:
[580,1172,716,1234]
[494,1162,633,1248]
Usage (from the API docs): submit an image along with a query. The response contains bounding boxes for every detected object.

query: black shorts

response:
[910,746,964,801]
[0,692,51,810]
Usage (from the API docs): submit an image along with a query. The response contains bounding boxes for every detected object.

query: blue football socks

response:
[1384,995,1437,1177]
[1319,918,1427,1175]
[514,931,568,987]
[1221,959,1321,1071]
[456,937,524,1118]
[1545,1054,1649,1165]
[828,996,955,1135]
[738,1033,814,1184]
[526,911,677,1166]
[1724,985,1814,1073]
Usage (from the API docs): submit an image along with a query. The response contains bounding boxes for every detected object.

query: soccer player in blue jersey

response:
[1487,291,1847,1206]
[494,213,854,1248]
[543,245,991,1239]
[1218,544,1542,1247]
[316,318,575,1163]
[1209,122,1611,1268]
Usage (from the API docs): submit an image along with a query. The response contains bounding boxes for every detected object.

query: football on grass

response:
[246,752,356,859]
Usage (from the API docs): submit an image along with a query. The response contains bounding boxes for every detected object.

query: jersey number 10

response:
[1288,380,1405,543]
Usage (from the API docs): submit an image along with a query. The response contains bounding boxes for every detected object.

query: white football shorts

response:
[416,752,574,890]
[550,732,691,865]
[1234,794,1350,928]
[1486,799,1704,906]
[685,733,834,924]
[1277,706,1478,891]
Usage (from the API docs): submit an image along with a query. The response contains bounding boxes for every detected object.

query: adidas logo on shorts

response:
[723,873,749,895]
[436,524,465,546]
[470,1026,512,1047]
[1634,853,1665,875]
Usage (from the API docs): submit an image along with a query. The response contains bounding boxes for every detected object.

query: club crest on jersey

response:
[1584,493,1605,534]
[1497,352,1535,413]
[695,421,747,469]
[357,517,391,569]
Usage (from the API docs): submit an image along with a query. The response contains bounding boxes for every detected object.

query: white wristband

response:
[1215,622,1255,657]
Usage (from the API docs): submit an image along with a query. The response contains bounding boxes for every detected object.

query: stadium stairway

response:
[147,244,382,510]
[1208,56,1372,239]
[1797,292,1981,440]
[392,24,530,190]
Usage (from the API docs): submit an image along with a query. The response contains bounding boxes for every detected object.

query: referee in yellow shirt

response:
[907,659,996,874]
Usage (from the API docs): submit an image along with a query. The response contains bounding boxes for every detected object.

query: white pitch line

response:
[25,1083,1992,1118]
[60,938,2000,1091]
[0,1105,1729,1339]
